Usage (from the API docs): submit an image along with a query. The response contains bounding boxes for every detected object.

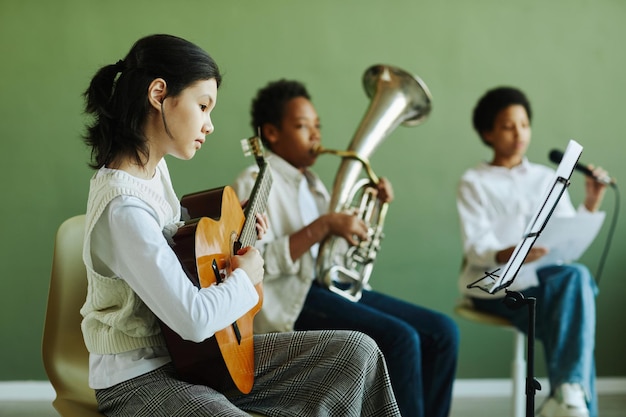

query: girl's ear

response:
[147,78,167,110]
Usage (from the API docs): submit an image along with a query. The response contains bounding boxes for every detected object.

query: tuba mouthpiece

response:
[311,143,325,156]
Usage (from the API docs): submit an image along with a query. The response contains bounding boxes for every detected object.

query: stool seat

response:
[455,298,526,417]
[455,303,512,327]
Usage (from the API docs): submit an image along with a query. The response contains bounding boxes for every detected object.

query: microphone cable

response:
[548,148,618,284]
[594,182,619,285]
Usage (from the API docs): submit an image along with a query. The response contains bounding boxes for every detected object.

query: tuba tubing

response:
[314,64,432,301]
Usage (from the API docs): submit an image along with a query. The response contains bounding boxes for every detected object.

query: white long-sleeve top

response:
[456,157,591,298]
[83,161,258,388]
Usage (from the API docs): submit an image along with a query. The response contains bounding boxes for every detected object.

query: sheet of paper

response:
[528,211,605,268]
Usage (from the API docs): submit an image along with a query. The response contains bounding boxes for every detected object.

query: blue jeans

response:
[471,263,598,417]
[295,282,459,417]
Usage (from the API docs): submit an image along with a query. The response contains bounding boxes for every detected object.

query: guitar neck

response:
[240,164,272,248]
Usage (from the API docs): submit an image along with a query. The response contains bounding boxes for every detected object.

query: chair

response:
[42,215,103,417]
[455,298,526,417]
[42,215,264,417]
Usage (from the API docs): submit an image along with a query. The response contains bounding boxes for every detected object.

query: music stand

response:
[467,139,583,417]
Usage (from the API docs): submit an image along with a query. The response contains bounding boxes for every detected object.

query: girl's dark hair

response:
[83,34,222,169]
[250,79,311,149]
[472,86,532,147]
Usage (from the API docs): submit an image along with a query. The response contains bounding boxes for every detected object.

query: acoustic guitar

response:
[159,135,272,394]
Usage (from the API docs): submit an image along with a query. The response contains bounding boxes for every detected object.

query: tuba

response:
[313,64,432,301]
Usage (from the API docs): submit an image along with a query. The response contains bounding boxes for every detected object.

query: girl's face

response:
[159,78,218,160]
[266,96,321,170]
[483,104,531,167]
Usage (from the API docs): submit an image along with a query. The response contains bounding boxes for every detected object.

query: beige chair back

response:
[42,215,105,417]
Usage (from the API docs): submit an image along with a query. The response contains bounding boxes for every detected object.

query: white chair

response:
[455,298,526,417]
[42,215,265,417]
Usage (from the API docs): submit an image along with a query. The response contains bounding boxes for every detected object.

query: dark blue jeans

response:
[295,282,459,417]
[471,263,598,417]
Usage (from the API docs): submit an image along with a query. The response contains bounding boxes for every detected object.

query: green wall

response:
[2,0,625,382]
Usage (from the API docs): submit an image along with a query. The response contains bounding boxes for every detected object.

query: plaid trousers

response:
[96,330,401,417]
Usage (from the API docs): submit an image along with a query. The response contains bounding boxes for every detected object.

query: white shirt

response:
[299,173,321,257]
[456,158,587,298]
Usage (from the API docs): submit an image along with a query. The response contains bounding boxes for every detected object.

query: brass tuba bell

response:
[313,64,432,301]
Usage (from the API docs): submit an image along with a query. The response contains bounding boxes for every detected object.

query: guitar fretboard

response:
[240,164,272,248]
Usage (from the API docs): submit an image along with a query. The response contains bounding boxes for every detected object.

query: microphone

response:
[548,149,615,186]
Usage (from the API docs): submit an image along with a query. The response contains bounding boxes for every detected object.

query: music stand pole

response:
[504,290,541,417]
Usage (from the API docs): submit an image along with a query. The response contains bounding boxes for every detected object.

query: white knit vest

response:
[80,159,182,354]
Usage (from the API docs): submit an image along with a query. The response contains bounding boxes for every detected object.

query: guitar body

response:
[160,185,263,394]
